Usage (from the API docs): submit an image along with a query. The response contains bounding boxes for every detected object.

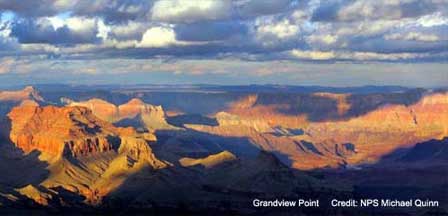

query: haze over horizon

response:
[0,0,447,87]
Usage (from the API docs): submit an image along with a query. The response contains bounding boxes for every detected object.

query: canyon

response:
[0,85,446,215]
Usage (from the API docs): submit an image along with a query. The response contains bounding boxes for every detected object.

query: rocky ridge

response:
[65,98,176,131]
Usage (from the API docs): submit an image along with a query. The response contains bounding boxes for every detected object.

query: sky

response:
[0,0,447,87]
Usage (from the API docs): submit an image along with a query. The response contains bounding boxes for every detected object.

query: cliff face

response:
[214,111,273,133]
[67,98,118,122]
[0,87,45,136]
[66,98,175,130]
[225,94,309,129]
[305,92,447,166]
[118,135,166,168]
[6,102,168,204]
[304,92,448,164]
[8,103,127,158]
[0,86,44,102]
[225,90,425,127]
[313,92,351,116]
[188,92,448,169]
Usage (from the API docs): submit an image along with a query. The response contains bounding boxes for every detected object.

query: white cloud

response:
[257,19,299,39]
[20,43,60,53]
[385,31,439,42]
[109,21,147,40]
[137,26,178,48]
[337,0,403,21]
[339,51,424,61]
[334,20,399,37]
[65,17,97,33]
[103,39,139,49]
[46,16,65,29]
[0,57,15,74]
[290,49,431,61]
[417,12,448,27]
[0,19,18,51]
[96,19,110,40]
[38,16,100,39]
[44,16,98,33]
[307,34,338,45]
[151,0,231,23]
[290,50,336,60]
[254,18,300,46]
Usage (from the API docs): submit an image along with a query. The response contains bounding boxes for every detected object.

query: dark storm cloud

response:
[10,19,100,44]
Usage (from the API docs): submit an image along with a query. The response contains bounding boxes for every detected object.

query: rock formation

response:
[189,92,448,169]
[0,87,45,135]
[15,185,53,206]
[214,111,273,133]
[8,103,125,158]
[313,92,351,116]
[0,86,44,102]
[6,101,170,204]
[304,92,448,164]
[179,151,237,168]
[225,94,309,129]
[65,98,176,131]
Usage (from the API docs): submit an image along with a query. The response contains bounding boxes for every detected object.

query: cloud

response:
[71,0,152,24]
[137,26,179,48]
[151,0,232,23]
[306,34,338,45]
[385,32,439,42]
[10,17,100,44]
[0,0,151,23]
[312,0,444,22]
[0,17,19,52]
[236,0,294,17]
[289,49,437,61]
[0,57,14,73]
[0,0,74,17]
[0,0,447,87]
[417,12,448,27]
[311,1,341,22]
[108,21,147,40]
[257,19,299,39]
[175,21,248,42]
[254,18,301,46]
[290,50,336,60]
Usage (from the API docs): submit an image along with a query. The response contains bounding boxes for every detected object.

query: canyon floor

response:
[0,85,447,215]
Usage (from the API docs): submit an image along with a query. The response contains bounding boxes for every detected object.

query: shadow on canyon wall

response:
[0,117,88,213]
[40,86,427,123]
[166,114,219,127]
[255,88,426,121]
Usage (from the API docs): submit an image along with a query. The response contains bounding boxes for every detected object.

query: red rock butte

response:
[8,103,135,158]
